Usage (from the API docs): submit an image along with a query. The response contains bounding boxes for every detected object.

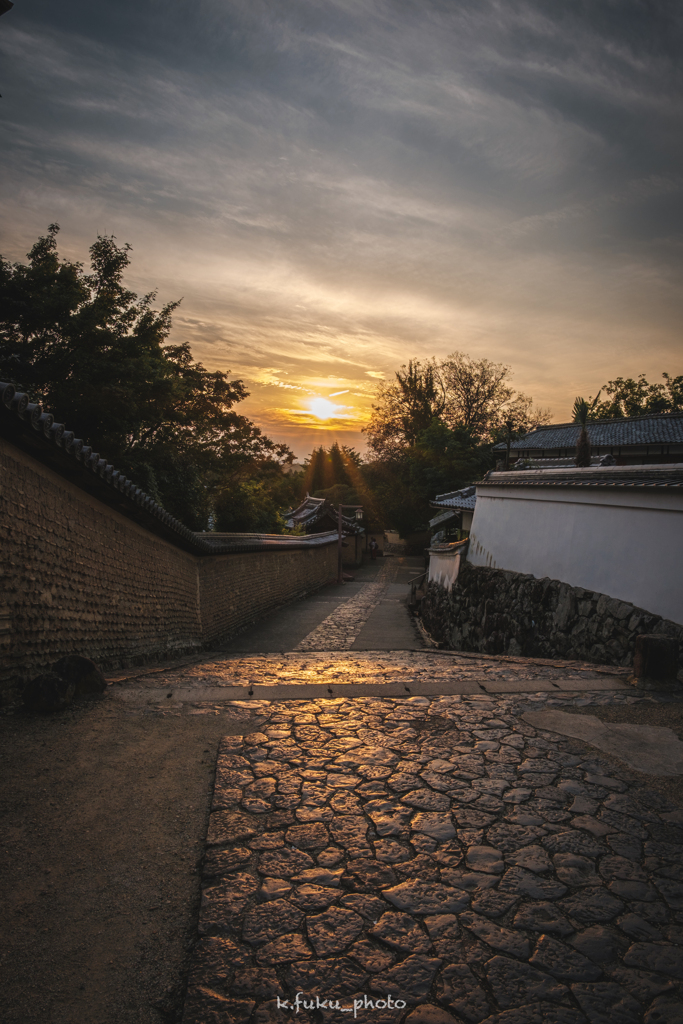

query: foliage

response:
[573,374,682,421]
[0,226,293,529]
[302,441,362,494]
[365,353,549,458]
[213,479,287,534]
[572,393,602,425]
[364,419,489,536]
[363,353,549,535]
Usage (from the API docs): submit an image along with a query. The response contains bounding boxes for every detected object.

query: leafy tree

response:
[0,225,293,529]
[213,479,287,534]
[365,353,549,457]
[363,352,549,536]
[572,374,682,421]
[440,352,514,437]
[364,359,446,460]
[364,419,488,536]
[596,374,682,418]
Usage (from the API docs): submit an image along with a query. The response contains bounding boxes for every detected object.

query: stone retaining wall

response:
[0,439,336,702]
[419,562,683,677]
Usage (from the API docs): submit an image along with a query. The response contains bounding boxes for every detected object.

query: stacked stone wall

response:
[0,439,336,702]
[420,561,683,676]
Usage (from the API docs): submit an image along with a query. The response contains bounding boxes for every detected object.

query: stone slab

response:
[179,683,683,1024]
[480,680,560,693]
[111,680,488,703]
[522,710,683,775]
[552,676,629,691]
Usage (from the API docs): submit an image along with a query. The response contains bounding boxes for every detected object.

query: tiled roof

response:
[0,382,338,554]
[285,495,364,534]
[478,464,683,490]
[492,412,683,452]
[430,485,477,511]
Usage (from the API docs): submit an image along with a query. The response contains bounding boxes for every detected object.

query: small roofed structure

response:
[429,485,477,541]
[285,495,365,568]
[284,495,364,535]
[493,411,683,467]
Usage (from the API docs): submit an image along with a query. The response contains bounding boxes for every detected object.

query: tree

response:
[573,398,593,467]
[0,225,293,529]
[362,351,550,535]
[365,352,549,458]
[573,374,683,421]
[213,479,287,533]
[596,374,682,418]
[364,359,445,460]
[364,418,489,537]
[440,352,511,436]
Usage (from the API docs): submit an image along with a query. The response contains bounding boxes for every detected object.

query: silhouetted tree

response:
[0,225,292,528]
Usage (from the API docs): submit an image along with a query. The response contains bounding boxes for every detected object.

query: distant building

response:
[493,411,683,466]
[429,486,477,541]
[284,495,366,565]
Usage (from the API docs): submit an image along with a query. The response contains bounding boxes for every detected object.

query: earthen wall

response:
[0,438,336,700]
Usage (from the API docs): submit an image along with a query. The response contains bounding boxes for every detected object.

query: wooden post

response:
[337,503,343,584]
[631,634,679,690]
[505,419,513,470]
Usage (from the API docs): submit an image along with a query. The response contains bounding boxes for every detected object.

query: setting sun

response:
[310,397,337,419]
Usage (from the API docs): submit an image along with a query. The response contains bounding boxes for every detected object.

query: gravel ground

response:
[559,701,683,808]
[0,697,267,1024]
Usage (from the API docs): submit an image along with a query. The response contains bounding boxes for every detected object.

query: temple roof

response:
[492,412,683,453]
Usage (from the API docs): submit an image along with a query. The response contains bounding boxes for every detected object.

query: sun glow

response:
[310,397,338,419]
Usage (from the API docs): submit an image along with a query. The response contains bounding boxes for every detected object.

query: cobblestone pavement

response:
[294,562,405,652]
[182,688,683,1024]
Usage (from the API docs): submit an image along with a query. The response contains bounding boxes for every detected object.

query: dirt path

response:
[0,698,266,1024]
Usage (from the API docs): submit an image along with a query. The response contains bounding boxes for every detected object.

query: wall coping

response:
[0,382,337,555]
[478,464,683,490]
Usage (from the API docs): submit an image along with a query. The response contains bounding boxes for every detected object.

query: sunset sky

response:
[1,1,681,458]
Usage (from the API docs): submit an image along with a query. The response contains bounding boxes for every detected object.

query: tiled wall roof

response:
[0,383,338,554]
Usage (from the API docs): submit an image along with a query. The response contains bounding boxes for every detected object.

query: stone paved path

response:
[215,557,424,656]
[104,567,683,1022]
[294,562,401,652]
[178,687,683,1024]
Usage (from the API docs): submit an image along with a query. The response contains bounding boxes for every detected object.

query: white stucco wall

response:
[468,468,683,625]
[429,551,462,591]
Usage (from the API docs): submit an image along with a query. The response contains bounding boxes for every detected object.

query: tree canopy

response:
[364,354,549,460]
[0,225,293,529]
[574,374,683,421]
[361,354,548,535]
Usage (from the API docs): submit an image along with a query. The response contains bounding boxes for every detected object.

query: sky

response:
[1,0,682,459]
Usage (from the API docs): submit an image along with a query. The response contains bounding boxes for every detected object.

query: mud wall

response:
[0,438,335,700]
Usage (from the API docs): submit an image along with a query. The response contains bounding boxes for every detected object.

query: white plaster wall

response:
[468,484,683,624]
[428,552,461,591]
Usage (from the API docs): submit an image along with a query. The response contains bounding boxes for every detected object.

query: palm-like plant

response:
[572,391,601,467]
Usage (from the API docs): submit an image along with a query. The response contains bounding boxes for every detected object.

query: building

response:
[467,463,683,624]
[284,495,366,565]
[493,411,683,466]
[428,486,477,541]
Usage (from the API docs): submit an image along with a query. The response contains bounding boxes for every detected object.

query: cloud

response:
[1,0,681,459]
